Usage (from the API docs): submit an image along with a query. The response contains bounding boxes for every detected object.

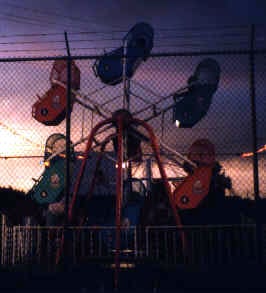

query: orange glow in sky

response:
[241,144,266,158]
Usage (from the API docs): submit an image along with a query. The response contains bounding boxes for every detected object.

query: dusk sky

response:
[0,0,265,196]
[0,0,265,57]
[0,0,266,35]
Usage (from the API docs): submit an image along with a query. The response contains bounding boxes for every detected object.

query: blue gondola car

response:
[93,22,154,85]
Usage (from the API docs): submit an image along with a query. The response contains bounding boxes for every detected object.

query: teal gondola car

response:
[28,133,75,205]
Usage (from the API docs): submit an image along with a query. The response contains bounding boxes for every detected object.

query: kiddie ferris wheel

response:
[30,22,221,285]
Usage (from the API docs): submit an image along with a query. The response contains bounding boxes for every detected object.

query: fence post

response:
[64,31,71,228]
[249,24,262,264]
[249,25,260,202]
[63,31,72,268]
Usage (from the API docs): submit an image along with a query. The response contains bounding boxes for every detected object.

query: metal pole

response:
[63,31,71,266]
[146,157,152,194]
[64,31,71,227]
[249,24,260,201]
[115,116,124,290]
[249,24,261,263]
[122,39,130,110]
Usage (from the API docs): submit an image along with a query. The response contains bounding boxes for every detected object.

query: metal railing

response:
[2,225,139,268]
[1,224,260,269]
[145,225,258,265]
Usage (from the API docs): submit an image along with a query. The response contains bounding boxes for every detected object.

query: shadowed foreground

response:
[0,263,266,292]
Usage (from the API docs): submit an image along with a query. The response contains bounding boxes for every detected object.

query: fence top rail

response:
[144,224,257,230]
[10,224,257,230]
[1,48,266,63]
[12,225,137,230]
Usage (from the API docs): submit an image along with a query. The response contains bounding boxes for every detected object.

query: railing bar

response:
[134,227,138,259]
[99,230,102,257]
[81,229,85,259]
[145,227,149,257]
[164,230,168,263]
[173,230,177,264]
[155,230,159,260]
[90,230,93,256]
[73,228,76,265]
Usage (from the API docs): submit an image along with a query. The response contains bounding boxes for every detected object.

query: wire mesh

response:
[0,31,265,268]
[0,52,262,196]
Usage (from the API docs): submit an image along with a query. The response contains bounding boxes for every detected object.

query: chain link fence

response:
[0,51,264,198]
[0,27,265,279]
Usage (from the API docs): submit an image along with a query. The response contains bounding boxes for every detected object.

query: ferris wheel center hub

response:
[112,109,133,125]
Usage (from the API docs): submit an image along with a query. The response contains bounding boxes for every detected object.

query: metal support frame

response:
[58,111,185,288]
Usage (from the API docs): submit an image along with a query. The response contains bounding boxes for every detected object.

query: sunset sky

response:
[0,0,265,195]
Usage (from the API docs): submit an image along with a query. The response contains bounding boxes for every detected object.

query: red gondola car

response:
[32,60,80,126]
